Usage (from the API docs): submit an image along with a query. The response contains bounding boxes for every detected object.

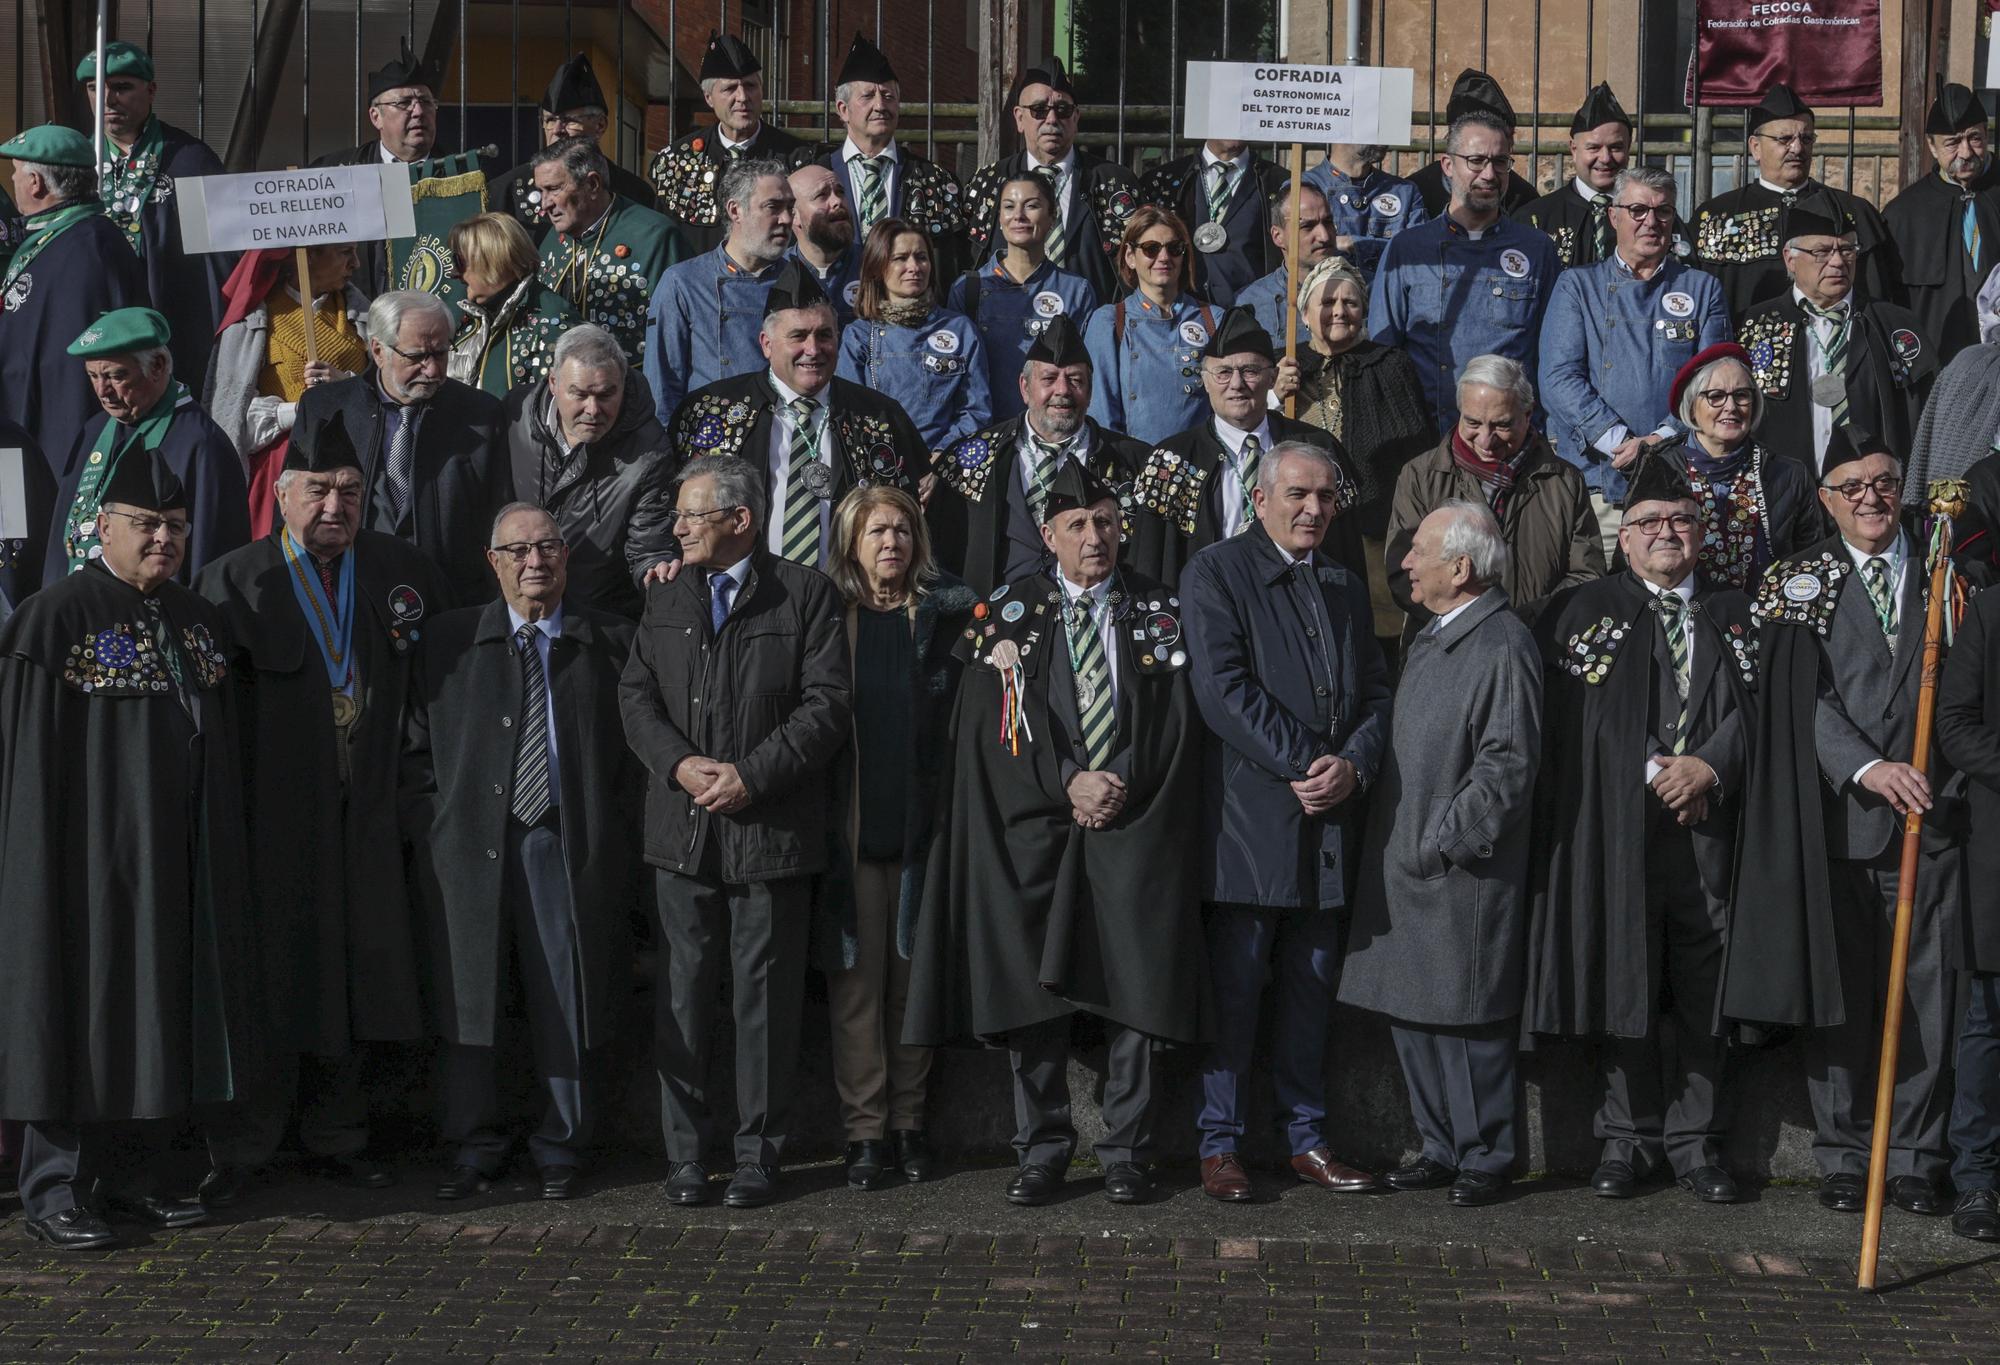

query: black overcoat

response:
[1934,584,2000,972]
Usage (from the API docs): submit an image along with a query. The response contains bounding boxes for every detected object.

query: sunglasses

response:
[1019,100,1079,122]
[1133,239,1188,261]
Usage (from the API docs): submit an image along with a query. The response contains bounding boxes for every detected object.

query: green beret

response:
[68,307,173,358]
[0,124,96,169]
[76,40,155,83]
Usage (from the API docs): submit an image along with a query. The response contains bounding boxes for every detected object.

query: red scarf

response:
[1450,430,1525,516]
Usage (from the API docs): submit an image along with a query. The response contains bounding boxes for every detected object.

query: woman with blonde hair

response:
[447,212,576,396]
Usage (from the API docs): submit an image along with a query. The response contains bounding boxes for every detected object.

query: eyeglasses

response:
[1757,131,1818,149]
[1698,388,1756,407]
[1018,100,1078,122]
[373,95,438,114]
[104,509,193,539]
[492,538,567,562]
[384,342,450,365]
[1791,243,1859,264]
[670,506,742,525]
[1451,153,1512,172]
[1203,364,1271,384]
[1133,239,1188,260]
[1823,474,1903,502]
[1613,203,1676,222]
[1623,512,1700,536]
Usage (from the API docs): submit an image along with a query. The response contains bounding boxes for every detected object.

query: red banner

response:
[1690,0,1884,107]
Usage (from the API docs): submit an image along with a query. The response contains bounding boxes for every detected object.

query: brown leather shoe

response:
[1200,1153,1256,1202]
[1291,1147,1381,1191]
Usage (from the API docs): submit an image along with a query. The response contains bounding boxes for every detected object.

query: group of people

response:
[10,32,2000,1256]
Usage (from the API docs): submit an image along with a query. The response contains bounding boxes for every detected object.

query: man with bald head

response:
[786,162,861,325]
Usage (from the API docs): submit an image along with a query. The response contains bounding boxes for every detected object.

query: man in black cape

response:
[1514,83,1693,267]
[1408,70,1537,220]
[1525,454,1755,1204]
[1723,428,1967,1218]
[1882,82,2000,367]
[0,452,253,1249]
[1736,197,1934,479]
[648,33,805,255]
[0,123,149,472]
[43,307,249,588]
[193,411,450,1201]
[929,312,1146,594]
[490,53,656,244]
[904,461,1203,1206]
[1690,83,1897,321]
[77,40,231,392]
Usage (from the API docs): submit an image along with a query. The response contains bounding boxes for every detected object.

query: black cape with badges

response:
[1689,181,1898,320]
[668,371,927,495]
[903,568,1204,1046]
[125,123,231,392]
[194,529,452,1055]
[1124,413,1368,587]
[1136,152,1290,306]
[0,210,149,473]
[1525,572,1757,1040]
[0,559,256,1121]
[964,149,1142,302]
[647,123,807,254]
[1736,293,1935,477]
[490,156,658,245]
[1881,165,2000,366]
[44,396,251,588]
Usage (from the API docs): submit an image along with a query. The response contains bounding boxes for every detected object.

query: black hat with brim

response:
[1622,451,1697,510]
[285,410,364,474]
[1928,81,1987,136]
[100,449,188,513]
[1008,55,1075,109]
[762,256,832,317]
[1040,459,1119,522]
[1024,313,1090,369]
[1570,82,1631,135]
[1201,305,1275,363]
[836,32,897,87]
[1748,83,1812,133]
[1445,68,1515,127]
[700,32,761,82]
[368,40,435,101]
[542,53,607,114]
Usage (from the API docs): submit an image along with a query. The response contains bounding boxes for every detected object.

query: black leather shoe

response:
[724,1163,779,1208]
[891,1129,933,1183]
[1591,1159,1639,1199]
[306,1154,396,1189]
[1953,1188,2000,1241]
[104,1192,208,1229]
[539,1165,581,1200]
[1677,1165,1741,1204]
[1890,1174,1946,1216]
[1448,1169,1509,1207]
[24,1207,118,1250]
[664,1161,711,1206]
[197,1165,252,1208]
[1102,1162,1152,1204]
[846,1140,893,1191]
[1007,1163,1064,1206]
[1819,1173,1865,1213]
[1384,1157,1458,1191]
[433,1164,492,1201]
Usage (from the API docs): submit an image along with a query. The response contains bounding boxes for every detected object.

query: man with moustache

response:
[534,136,688,369]
[491,54,656,243]
[1236,185,1340,348]
[786,163,862,326]
[1883,83,2000,365]
[651,34,805,253]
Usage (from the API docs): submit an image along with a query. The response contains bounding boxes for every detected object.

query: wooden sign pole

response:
[1283,141,1303,419]
[293,246,321,366]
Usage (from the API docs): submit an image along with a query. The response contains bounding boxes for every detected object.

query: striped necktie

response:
[1043,164,1068,261]
[1207,161,1233,224]
[1029,435,1064,520]
[142,595,192,715]
[1590,192,1614,259]
[782,395,825,565]
[1803,300,1850,426]
[1066,594,1116,769]
[384,404,415,526]
[1659,593,1690,753]
[1236,433,1262,530]
[510,623,553,823]
[1864,556,1899,647]
[1966,195,1983,270]
[856,155,889,237]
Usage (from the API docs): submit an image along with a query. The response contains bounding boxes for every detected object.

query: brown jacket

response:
[1383,434,1605,644]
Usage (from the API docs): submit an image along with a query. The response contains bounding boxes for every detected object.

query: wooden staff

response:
[285,168,319,367]
[1856,478,1968,1292]
[1283,142,1303,419]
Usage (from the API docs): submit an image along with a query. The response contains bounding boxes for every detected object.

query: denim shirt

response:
[643,244,783,426]
[836,306,994,449]
[785,243,863,329]
[1538,254,1733,500]
[945,257,1100,421]
[1301,162,1429,273]
[1083,291,1217,444]
[1239,264,1310,349]
[1369,214,1562,433]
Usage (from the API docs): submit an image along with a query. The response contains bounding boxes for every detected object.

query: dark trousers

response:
[1805,850,1957,1180]
[653,864,810,1165]
[18,1120,170,1221]
[204,1050,369,1169]
[1595,816,1731,1177]
[1952,972,2000,1192]
[445,818,592,1173]
[1389,1019,1519,1176]
[1007,1016,1155,1168]
[1197,903,1341,1158]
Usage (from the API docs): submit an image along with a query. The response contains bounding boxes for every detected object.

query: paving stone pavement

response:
[4,1158,2000,1361]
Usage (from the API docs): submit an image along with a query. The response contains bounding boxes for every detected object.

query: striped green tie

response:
[1659,593,1690,754]
[1237,434,1262,530]
[1043,165,1068,261]
[1590,192,1614,259]
[856,155,888,238]
[1029,436,1063,521]
[782,396,824,565]
[1207,162,1233,224]
[1864,556,1898,646]
[1804,300,1850,426]
[1067,595,1116,769]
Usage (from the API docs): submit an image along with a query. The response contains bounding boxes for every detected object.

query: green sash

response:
[99,116,166,256]
[64,382,189,573]
[2,200,101,292]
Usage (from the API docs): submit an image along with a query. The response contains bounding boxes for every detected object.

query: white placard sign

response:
[175,164,417,254]
[1183,61,1415,145]
[0,448,27,540]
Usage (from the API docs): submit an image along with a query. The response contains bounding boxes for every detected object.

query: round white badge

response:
[927,328,960,355]
[843,280,863,309]
[1498,249,1530,280]
[1782,572,1823,603]
[1178,320,1210,348]
[1032,290,1065,318]
[1662,291,1695,318]
[1372,192,1403,217]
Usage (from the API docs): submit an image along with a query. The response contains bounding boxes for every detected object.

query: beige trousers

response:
[826,858,934,1140]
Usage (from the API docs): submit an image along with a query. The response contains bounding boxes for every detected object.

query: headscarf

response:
[1979,261,2000,345]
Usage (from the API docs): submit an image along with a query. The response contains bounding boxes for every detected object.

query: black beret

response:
[1024,313,1090,369]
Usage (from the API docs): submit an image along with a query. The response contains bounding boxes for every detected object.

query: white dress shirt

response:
[709,554,752,621]
[765,371,838,564]
[1016,420,1093,503]
[844,135,901,214]
[1843,531,1910,789]
[507,603,565,795]
[1636,574,1698,785]
[1212,415,1273,539]
[1429,589,1486,635]
[1200,146,1250,221]
[1057,571,1120,703]
[1796,285,1853,475]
